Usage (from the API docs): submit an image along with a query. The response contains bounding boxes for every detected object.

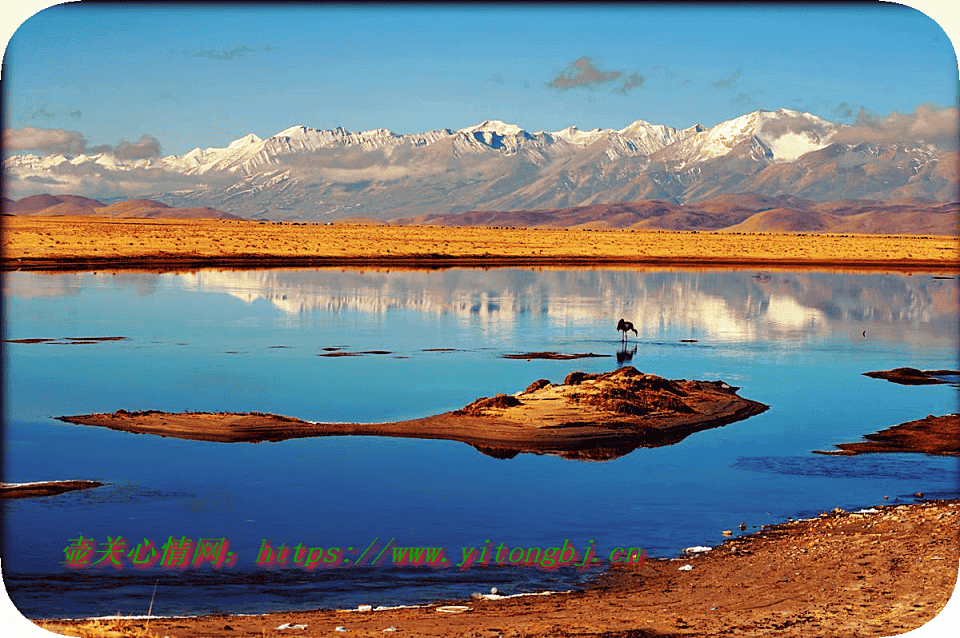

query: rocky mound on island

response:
[58,367,768,460]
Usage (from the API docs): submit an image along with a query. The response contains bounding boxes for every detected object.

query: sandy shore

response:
[36,499,960,638]
[57,367,768,460]
[3,215,958,271]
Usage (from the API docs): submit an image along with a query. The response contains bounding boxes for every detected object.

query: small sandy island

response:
[57,367,767,460]
[815,413,960,456]
[863,367,960,385]
[0,480,104,499]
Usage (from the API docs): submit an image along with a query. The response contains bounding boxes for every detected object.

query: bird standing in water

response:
[617,318,638,342]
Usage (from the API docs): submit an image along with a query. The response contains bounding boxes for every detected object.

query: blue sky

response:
[2,1,958,157]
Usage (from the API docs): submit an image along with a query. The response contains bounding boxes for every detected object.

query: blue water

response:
[2,267,958,618]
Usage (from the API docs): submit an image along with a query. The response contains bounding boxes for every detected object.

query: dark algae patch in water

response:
[57,367,767,460]
[317,350,392,357]
[501,351,610,360]
[4,336,128,345]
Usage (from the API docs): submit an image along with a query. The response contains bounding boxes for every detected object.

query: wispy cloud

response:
[4,159,237,201]
[4,127,88,155]
[832,103,959,151]
[709,70,762,108]
[614,73,644,96]
[643,65,690,91]
[548,57,647,96]
[18,107,86,123]
[23,108,57,121]
[92,135,163,160]
[831,102,855,121]
[3,127,162,158]
[732,91,758,107]
[759,112,835,140]
[710,69,742,90]
[547,56,621,91]
[194,44,277,61]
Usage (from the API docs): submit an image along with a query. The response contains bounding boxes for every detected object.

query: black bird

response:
[617,318,638,342]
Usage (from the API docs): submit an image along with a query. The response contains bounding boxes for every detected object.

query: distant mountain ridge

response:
[5,192,953,235]
[391,193,958,236]
[2,194,241,220]
[4,108,957,223]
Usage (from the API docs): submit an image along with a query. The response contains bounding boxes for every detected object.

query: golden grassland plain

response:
[2,215,958,270]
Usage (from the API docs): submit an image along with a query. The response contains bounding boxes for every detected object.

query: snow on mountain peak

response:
[228,133,263,148]
[272,125,315,140]
[5,106,952,220]
[755,110,837,161]
[549,125,608,145]
[652,109,837,163]
[617,119,657,133]
[0,108,851,190]
[460,120,525,136]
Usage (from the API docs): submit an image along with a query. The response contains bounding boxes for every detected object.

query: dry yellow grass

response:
[36,617,174,638]
[2,215,957,270]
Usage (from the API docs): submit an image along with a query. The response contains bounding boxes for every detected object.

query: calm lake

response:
[2,267,958,619]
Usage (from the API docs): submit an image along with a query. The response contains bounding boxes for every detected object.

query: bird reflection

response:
[617,343,637,365]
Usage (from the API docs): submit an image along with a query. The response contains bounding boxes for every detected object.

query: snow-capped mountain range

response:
[4,108,956,221]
